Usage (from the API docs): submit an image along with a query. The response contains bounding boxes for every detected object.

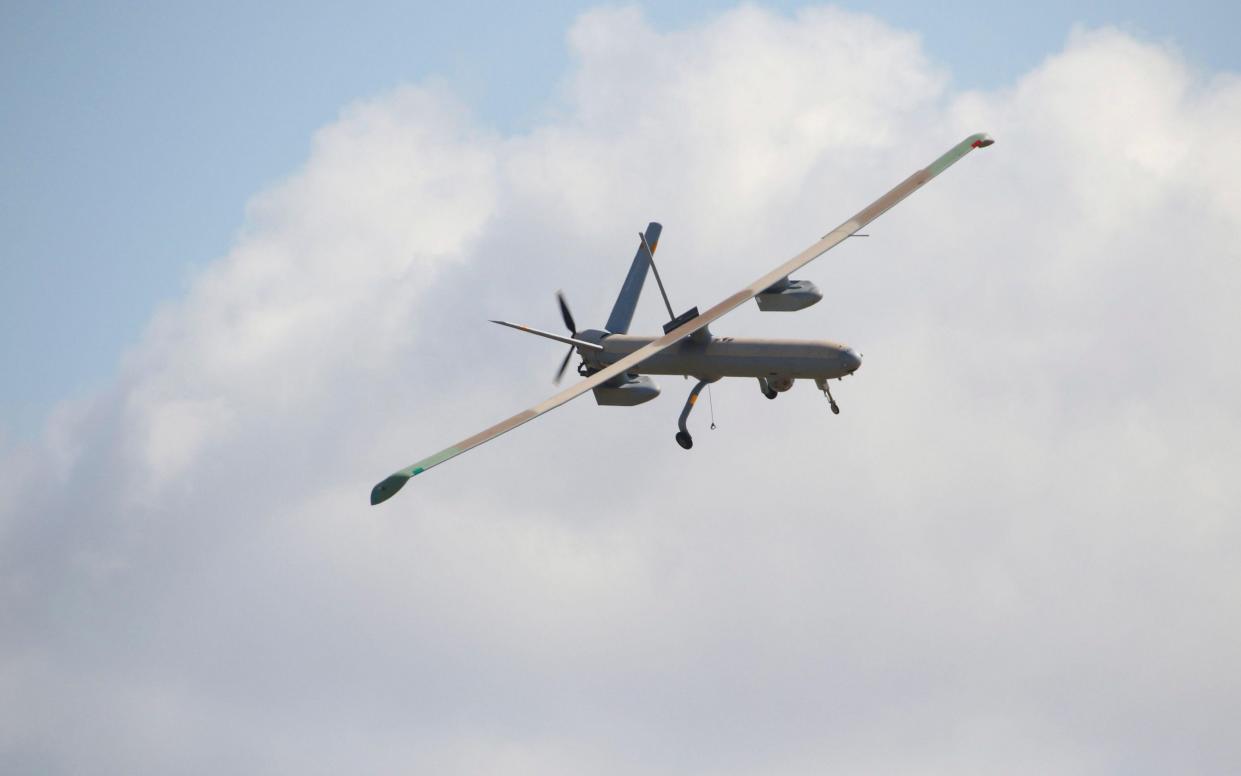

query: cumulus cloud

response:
[3,7,1240,774]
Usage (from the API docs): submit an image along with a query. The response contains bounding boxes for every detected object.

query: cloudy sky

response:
[3,2,1240,773]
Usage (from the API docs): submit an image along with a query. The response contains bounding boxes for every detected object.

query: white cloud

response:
[3,7,1240,774]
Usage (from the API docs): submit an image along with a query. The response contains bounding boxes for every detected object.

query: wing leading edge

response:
[370,132,993,505]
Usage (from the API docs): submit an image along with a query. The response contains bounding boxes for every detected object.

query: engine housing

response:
[755,277,822,312]
[593,374,660,406]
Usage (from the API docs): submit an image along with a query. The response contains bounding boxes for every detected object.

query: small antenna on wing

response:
[639,231,676,321]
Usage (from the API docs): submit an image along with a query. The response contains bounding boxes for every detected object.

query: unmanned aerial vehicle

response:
[371,133,994,505]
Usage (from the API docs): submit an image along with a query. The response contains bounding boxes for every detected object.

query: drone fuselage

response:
[581,331,861,382]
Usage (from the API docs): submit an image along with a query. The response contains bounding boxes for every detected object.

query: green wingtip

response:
[369,448,458,505]
[370,473,411,505]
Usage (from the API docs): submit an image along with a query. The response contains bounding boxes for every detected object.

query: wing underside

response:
[370,133,993,505]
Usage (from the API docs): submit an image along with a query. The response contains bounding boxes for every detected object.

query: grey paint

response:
[605,222,662,334]
[755,278,823,311]
[592,373,661,406]
[587,333,862,381]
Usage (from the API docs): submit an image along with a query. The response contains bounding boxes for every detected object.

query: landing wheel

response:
[676,380,710,449]
[764,389,778,400]
[819,379,841,415]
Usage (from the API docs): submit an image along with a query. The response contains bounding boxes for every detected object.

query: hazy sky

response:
[3,3,1240,774]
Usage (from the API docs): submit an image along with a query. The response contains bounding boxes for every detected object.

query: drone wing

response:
[370,132,993,505]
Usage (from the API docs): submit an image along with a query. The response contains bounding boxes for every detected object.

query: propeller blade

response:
[554,344,574,384]
[557,290,576,334]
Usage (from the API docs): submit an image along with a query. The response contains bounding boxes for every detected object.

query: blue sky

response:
[2,0,1237,436]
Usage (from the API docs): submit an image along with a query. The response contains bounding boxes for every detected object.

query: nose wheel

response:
[675,431,693,449]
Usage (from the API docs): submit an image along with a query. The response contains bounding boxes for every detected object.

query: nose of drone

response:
[845,348,863,374]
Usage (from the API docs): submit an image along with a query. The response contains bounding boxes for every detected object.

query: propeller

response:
[554,290,577,384]
[558,290,576,333]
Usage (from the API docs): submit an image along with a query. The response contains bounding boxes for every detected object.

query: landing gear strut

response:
[821,380,840,415]
[757,377,778,400]
[676,378,713,449]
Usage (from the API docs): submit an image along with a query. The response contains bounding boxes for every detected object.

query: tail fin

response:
[604,222,662,334]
